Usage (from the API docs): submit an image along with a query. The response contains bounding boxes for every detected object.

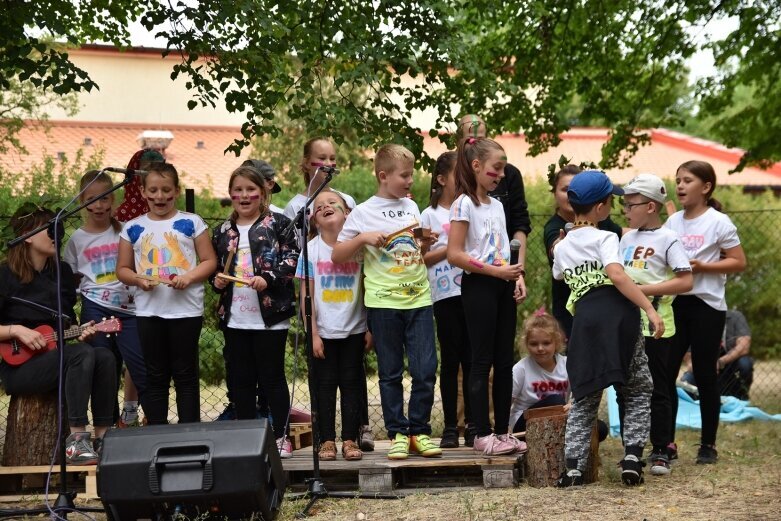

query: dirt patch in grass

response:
[278,422,781,521]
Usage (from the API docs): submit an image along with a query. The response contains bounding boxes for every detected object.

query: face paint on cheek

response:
[164,197,174,202]
[331,203,345,214]
[486,172,499,178]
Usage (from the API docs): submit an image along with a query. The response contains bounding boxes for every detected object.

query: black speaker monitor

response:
[97,419,285,520]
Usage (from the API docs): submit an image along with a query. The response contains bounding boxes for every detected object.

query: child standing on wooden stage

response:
[296,190,369,461]
[64,170,147,427]
[446,137,526,457]
[421,151,472,448]
[211,164,300,458]
[117,163,217,425]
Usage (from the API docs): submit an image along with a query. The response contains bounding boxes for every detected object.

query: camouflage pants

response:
[565,333,652,471]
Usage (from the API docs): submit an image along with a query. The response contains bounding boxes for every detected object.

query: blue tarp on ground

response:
[607,386,781,437]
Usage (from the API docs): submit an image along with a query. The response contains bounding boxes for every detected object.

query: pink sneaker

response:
[499,434,527,454]
[277,436,293,459]
[472,433,517,456]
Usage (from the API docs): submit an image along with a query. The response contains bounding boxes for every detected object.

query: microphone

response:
[564,222,574,234]
[318,165,340,176]
[510,239,521,265]
[105,167,148,176]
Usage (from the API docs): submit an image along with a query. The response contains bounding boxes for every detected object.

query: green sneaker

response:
[410,434,442,457]
[388,433,410,460]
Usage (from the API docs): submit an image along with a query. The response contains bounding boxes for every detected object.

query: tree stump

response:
[3,392,63,466]
[523,405,599,487]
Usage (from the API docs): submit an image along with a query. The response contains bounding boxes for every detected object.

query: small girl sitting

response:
[508,312,569,434]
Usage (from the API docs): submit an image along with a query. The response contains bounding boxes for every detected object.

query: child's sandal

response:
[342,440,363,461]
[319,440,337,461]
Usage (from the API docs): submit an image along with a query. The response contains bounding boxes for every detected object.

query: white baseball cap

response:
[623,173,667,204]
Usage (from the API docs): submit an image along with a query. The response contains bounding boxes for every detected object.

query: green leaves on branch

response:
[4,1,781,172]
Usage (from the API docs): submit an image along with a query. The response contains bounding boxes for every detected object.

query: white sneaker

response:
[277,436,293,459]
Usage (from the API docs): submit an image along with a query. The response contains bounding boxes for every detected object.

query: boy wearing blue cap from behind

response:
[551,171,664,487]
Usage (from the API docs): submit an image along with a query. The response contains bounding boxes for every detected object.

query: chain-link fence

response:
[0,210,779,454]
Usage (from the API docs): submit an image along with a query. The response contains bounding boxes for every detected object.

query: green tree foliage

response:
[3,1,780,172]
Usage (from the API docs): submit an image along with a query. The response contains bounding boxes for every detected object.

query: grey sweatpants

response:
[564,333,652,471]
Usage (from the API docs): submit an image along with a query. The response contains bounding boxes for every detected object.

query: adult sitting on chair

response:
[0,204,117,465]
[681,309,753,400]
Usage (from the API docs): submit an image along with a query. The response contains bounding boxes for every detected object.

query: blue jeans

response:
[80,299,147,408]
[367,306,437,438]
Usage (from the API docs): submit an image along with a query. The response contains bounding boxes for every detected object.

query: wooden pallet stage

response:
[283,439,523,493]
[0,465,98,502]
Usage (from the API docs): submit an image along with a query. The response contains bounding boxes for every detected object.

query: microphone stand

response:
[285,167,338,518]
[4,168,134,519]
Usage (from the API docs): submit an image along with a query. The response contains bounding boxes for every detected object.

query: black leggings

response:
[223,328,290,439]
[461,273,516,437]
[434,296,472,429]
[0,343,116,427]
[670,296,725,446]
[137,316,203,425]
[312,333,366,442]
[645,336,675,451]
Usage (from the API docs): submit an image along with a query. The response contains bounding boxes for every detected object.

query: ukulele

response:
[0,318,122,367]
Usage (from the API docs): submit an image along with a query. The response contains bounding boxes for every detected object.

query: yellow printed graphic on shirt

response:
[136,232,191,278]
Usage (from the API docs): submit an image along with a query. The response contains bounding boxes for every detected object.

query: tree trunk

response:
[523,405,599,487]
[3,392,62,466]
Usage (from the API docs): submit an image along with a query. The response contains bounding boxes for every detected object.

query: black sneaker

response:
[556,469,584,488]
[358,425,375,452]
[64,432,98,466]
[439,427,459,449]
[667,442,678,461]
[464,423,477,448]
[696,444,718,464]
[649,450,671,476]
[216,403,236,421]
[620,454,645,485]
[93,437,104,460]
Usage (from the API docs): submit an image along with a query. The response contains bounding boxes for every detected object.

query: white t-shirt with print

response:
[337,195,431,310]
[228,224,289,330]
[552,226,622,315]
[119,211,207,318]
[295,236,367,338]
[508,354,569,431]
[664,208,741,311]
[449,195,510,270]
[64,227,136,313]
[421,205,462,302]
[620,227,691,337]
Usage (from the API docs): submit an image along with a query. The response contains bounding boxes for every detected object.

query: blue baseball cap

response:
[567,170,624,205]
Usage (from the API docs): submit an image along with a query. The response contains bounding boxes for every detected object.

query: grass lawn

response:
[276,420,781,521]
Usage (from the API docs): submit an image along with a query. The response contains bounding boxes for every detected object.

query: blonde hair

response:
[374,144,414,177]
[301,137,333,185]
[79,170,121,232]
[521,313,565,355]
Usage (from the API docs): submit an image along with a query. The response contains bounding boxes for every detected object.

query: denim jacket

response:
[211,212,300,328]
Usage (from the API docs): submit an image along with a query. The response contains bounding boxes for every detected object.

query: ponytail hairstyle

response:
[677,160,722,211]
[228,165,270,222]
[79,170,121,232]
[429,151,457,209]
[301,137,334,186]
[454,137,505,205]
[521,312,565,355]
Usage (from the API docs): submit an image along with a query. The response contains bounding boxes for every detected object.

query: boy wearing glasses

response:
[619,173,693,476]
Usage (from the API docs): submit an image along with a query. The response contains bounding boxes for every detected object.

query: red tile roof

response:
[3,122,780,196]
[423,128,781,186]
[2,120,251,194]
